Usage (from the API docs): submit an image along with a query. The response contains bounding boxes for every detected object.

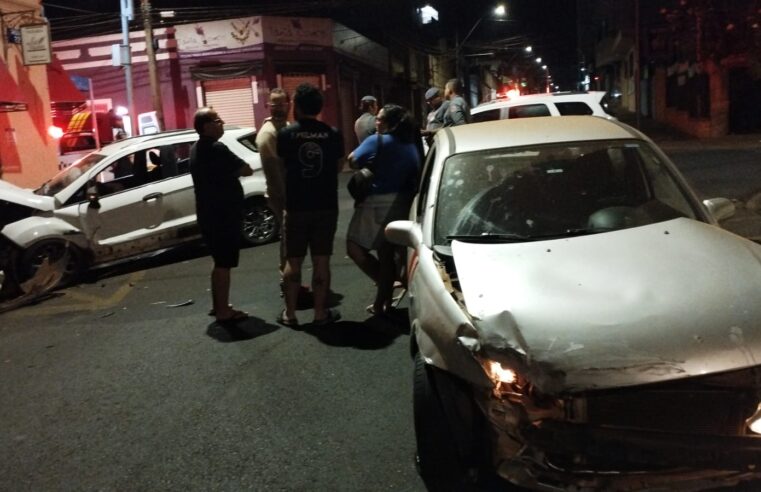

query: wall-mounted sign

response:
[20,24,52,65]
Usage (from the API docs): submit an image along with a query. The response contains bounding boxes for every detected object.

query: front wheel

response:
[414,352,489,491]
[241,200,278,246]
[14,239,85,288]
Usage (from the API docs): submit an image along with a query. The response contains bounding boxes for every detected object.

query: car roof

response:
[442,116,643,154]
[96,126,255,155]
[471,91,606,113]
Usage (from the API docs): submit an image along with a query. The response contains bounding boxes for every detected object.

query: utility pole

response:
[120,0,136,136]
[142,0,164,131]
[634,0,641,129]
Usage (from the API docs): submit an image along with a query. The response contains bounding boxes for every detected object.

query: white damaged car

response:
[0,127,276,285]
[386,116,761,491]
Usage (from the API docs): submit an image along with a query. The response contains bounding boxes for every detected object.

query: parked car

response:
[386,116,761,491]
[0,126,276,284]
[470,90,616,123]
[58,130,98,169]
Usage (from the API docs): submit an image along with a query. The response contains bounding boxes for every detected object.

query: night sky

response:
[42,0,579,89]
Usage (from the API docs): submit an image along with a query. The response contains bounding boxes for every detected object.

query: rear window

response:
[556,102,593,115]
[60,134,96,153]
[508,104,551,119]
[238,133,258,152]
[471,108,500,123]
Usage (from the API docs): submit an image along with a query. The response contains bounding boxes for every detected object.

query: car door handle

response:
[142,192,163,202]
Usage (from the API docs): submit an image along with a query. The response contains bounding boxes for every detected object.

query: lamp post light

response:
[524,45,532,53]
[456,3,506,83]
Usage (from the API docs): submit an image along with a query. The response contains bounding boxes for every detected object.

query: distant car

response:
[0,126,276,283]
[58,131,98,169]
[386,116,761,491]
[470,90,615,123]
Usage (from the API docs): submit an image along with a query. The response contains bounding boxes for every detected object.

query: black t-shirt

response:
[277,119,343,212]
[190,136,247,229]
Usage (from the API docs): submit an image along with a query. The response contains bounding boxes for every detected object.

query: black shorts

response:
[283,210,338,258]
[202,221,241,268]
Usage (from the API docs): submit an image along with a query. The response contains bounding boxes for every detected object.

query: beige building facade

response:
[0,0,59,188]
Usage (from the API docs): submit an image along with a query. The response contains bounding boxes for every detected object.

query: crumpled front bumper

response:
[501,420,761,490]
[526,420,761,468]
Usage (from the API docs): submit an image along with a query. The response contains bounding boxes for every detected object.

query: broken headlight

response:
[478,356,564,421]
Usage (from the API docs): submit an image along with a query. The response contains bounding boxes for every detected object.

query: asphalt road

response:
[0,178,426,491]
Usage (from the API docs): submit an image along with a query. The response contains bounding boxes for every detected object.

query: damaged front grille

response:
[568,366,761,435]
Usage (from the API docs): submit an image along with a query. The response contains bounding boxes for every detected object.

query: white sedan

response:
[0,126,275,284]
[386,116,761,490]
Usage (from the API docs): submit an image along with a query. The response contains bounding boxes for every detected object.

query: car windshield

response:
[435,139,700,245]
[34,153,106,196]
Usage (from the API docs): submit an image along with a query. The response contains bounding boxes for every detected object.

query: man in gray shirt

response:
[443,78,471,127]
[354,95,378,144]
[421,86,449,146]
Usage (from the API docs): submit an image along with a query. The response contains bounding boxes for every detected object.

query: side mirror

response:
[703,197,735,222]
[385,220,422,248]
[86,183,101,210]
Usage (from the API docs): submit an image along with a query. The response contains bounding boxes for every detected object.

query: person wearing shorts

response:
[276,83,343,327]
[190,107,253,323]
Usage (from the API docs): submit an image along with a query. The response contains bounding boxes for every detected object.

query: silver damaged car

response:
[386,116,761,491]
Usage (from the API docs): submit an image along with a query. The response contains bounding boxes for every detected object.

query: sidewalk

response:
[616,110,761,151]
[616,110,761,242]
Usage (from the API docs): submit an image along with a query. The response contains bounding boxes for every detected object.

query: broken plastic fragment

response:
[166,299,194,308]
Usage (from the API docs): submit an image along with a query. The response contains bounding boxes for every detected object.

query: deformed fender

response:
[1,216,89,250]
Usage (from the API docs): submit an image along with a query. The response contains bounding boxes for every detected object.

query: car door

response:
[73,141,195,259]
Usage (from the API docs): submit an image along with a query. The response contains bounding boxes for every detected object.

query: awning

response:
[47,56,85,103]
[0,58,28,112]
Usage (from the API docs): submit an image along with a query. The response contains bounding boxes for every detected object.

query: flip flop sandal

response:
[215,309,249,323]
[276,310,299,327]
[208,304,233,317]
[313,308,341,326]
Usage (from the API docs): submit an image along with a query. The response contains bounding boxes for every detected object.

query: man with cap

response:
[421,87,450,146]
[354,95,378,145]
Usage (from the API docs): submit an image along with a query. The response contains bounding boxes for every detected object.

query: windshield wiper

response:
[447,233,532,243]
[447,228,600,244]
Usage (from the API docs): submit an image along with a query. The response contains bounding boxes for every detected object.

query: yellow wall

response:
[0,0,59,188]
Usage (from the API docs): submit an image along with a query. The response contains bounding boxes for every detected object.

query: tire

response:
[15,239,85,286]
[241,199,278,246]
[413,352,486,492]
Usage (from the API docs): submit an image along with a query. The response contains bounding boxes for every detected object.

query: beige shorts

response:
[346,193,412,250]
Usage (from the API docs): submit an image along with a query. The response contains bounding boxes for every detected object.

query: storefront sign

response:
[175,17,263,53]
[263,17,332,47]
[20,24,52,65]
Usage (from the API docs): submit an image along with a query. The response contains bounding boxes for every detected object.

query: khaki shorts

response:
[283,209,338,258]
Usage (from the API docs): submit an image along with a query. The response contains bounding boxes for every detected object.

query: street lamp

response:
[455,3,507,105]
[524,45,532,53]
[456,3,507,79]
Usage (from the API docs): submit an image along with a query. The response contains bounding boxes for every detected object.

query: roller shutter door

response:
[203,78,256,128]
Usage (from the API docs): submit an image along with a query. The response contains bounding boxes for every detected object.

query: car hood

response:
[453,218,761,393]
[0,180,53,212]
